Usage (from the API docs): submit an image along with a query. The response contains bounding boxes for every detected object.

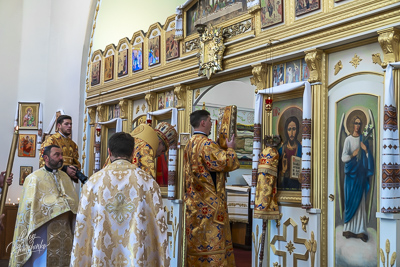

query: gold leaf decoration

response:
[136,106,140,114]
[152,30,158,37]
[390,252,396,267]
[372,53,382,65]
[286,240,295,255]
[334,60,343,75]
[386,239,390,254]
[141,103,146,112]
[170,22,175,29]
[349,54,362,69]
[195,89,200,99]
[381,249,385,265]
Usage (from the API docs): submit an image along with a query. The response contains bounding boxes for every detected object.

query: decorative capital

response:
[304,49,323,83]
[377,27,400,68]
[96,105,106,122]
[145,92,157,112]
[248,4,261,14]
[87,107,96,125]
[250,63,268,93]
[118,99,129,119]
[174,84,188,108]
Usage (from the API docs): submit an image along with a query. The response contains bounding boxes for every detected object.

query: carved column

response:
[378,28,400,212]
[304,48,327,266]
[376,28,400,267]
[250,63,268,208]
[145,92,157,113]
[119,99,129,131]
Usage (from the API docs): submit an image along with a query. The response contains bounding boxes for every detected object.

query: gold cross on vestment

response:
[105,193,135,224]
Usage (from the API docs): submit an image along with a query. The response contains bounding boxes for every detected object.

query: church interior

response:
[1,0,400,266]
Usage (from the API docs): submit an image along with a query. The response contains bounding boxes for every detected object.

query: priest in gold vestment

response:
[103,122,177,179]
[39,115,81,182]
[9,145,79,267]
[71,132,170,266]
[184,110,240,266]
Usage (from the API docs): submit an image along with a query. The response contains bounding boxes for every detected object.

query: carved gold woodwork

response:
[270,218,309,267]
[222,19,252,39]
[141,103,146,112]
[96,105,106,122]
[378,27,400,68]
[349,54,362,69]
[380,239,397,267]
[136,106,140,114]
[197,25,225,79]
[88,107,96,125]
[174,84,188,109]
[248,4,261,14]
[305,231,317,267]
[334,60,343,75]
[118,99,128,119]
[300,216,309,232]
[276,213,283,228]
[250,63,268,93]
[252,224,261,267]
[372,53,383,65]
[286,241,295,255]
[304,49,323,83]
[145,92,157,112]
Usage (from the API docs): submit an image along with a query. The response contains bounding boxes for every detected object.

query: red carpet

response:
[234,248,252,267]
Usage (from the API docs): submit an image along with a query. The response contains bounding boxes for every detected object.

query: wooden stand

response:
[0,204,18,259]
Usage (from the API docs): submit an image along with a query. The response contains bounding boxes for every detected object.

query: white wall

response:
[0,0,93,203]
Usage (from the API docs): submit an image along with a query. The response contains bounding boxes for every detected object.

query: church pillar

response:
[304,48,327,266]
[87,106,96,175]
[250,62,269,208]
[376,27,400,264]
[118,99,130,132]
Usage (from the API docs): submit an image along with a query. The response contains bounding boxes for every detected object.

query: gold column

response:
[174,84,189,200]
[87,107,97,175]
[378,27,400,119]
[118,99,129,132]
[304,48,327,266]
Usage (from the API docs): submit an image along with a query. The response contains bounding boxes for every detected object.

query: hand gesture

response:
[360,141,367,152]
[282,152,288,173]
[226,134,236,149]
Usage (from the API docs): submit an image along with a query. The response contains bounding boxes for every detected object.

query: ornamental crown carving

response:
[196,25,225,80]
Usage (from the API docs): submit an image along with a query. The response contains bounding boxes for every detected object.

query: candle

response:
[12,203,15,206]
[17,198,20,203]
[8,198,11,204]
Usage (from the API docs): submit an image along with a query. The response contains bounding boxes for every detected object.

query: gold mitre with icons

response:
[130,124,159,155]
[154,122,178,150]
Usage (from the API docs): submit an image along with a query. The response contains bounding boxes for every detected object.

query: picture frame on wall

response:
[295,0,320,16]
[271,90,304,204]
[18,134,36,157]
[148,36,160,66]
[132,42,143,72]
[158,92,165,110]
[117,49,128,77]
[91,61,101,86]
[166,30,179,61]
[261,0,284,29]
[18,102,40,130]
[19,166,33,185]
[104,55,114,82]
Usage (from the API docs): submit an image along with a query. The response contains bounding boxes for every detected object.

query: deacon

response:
[70,132,170,266]
[9,145,79,266]
[39,115,81,182]
[103,122,177,180]
[184,110,240,266]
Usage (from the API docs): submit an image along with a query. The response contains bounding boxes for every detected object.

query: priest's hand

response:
[0,171,13,187]
[227,134,236,149]
[66,166,78,182]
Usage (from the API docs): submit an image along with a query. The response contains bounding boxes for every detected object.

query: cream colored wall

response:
[93,0,183,52]
[0,0,93,203]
